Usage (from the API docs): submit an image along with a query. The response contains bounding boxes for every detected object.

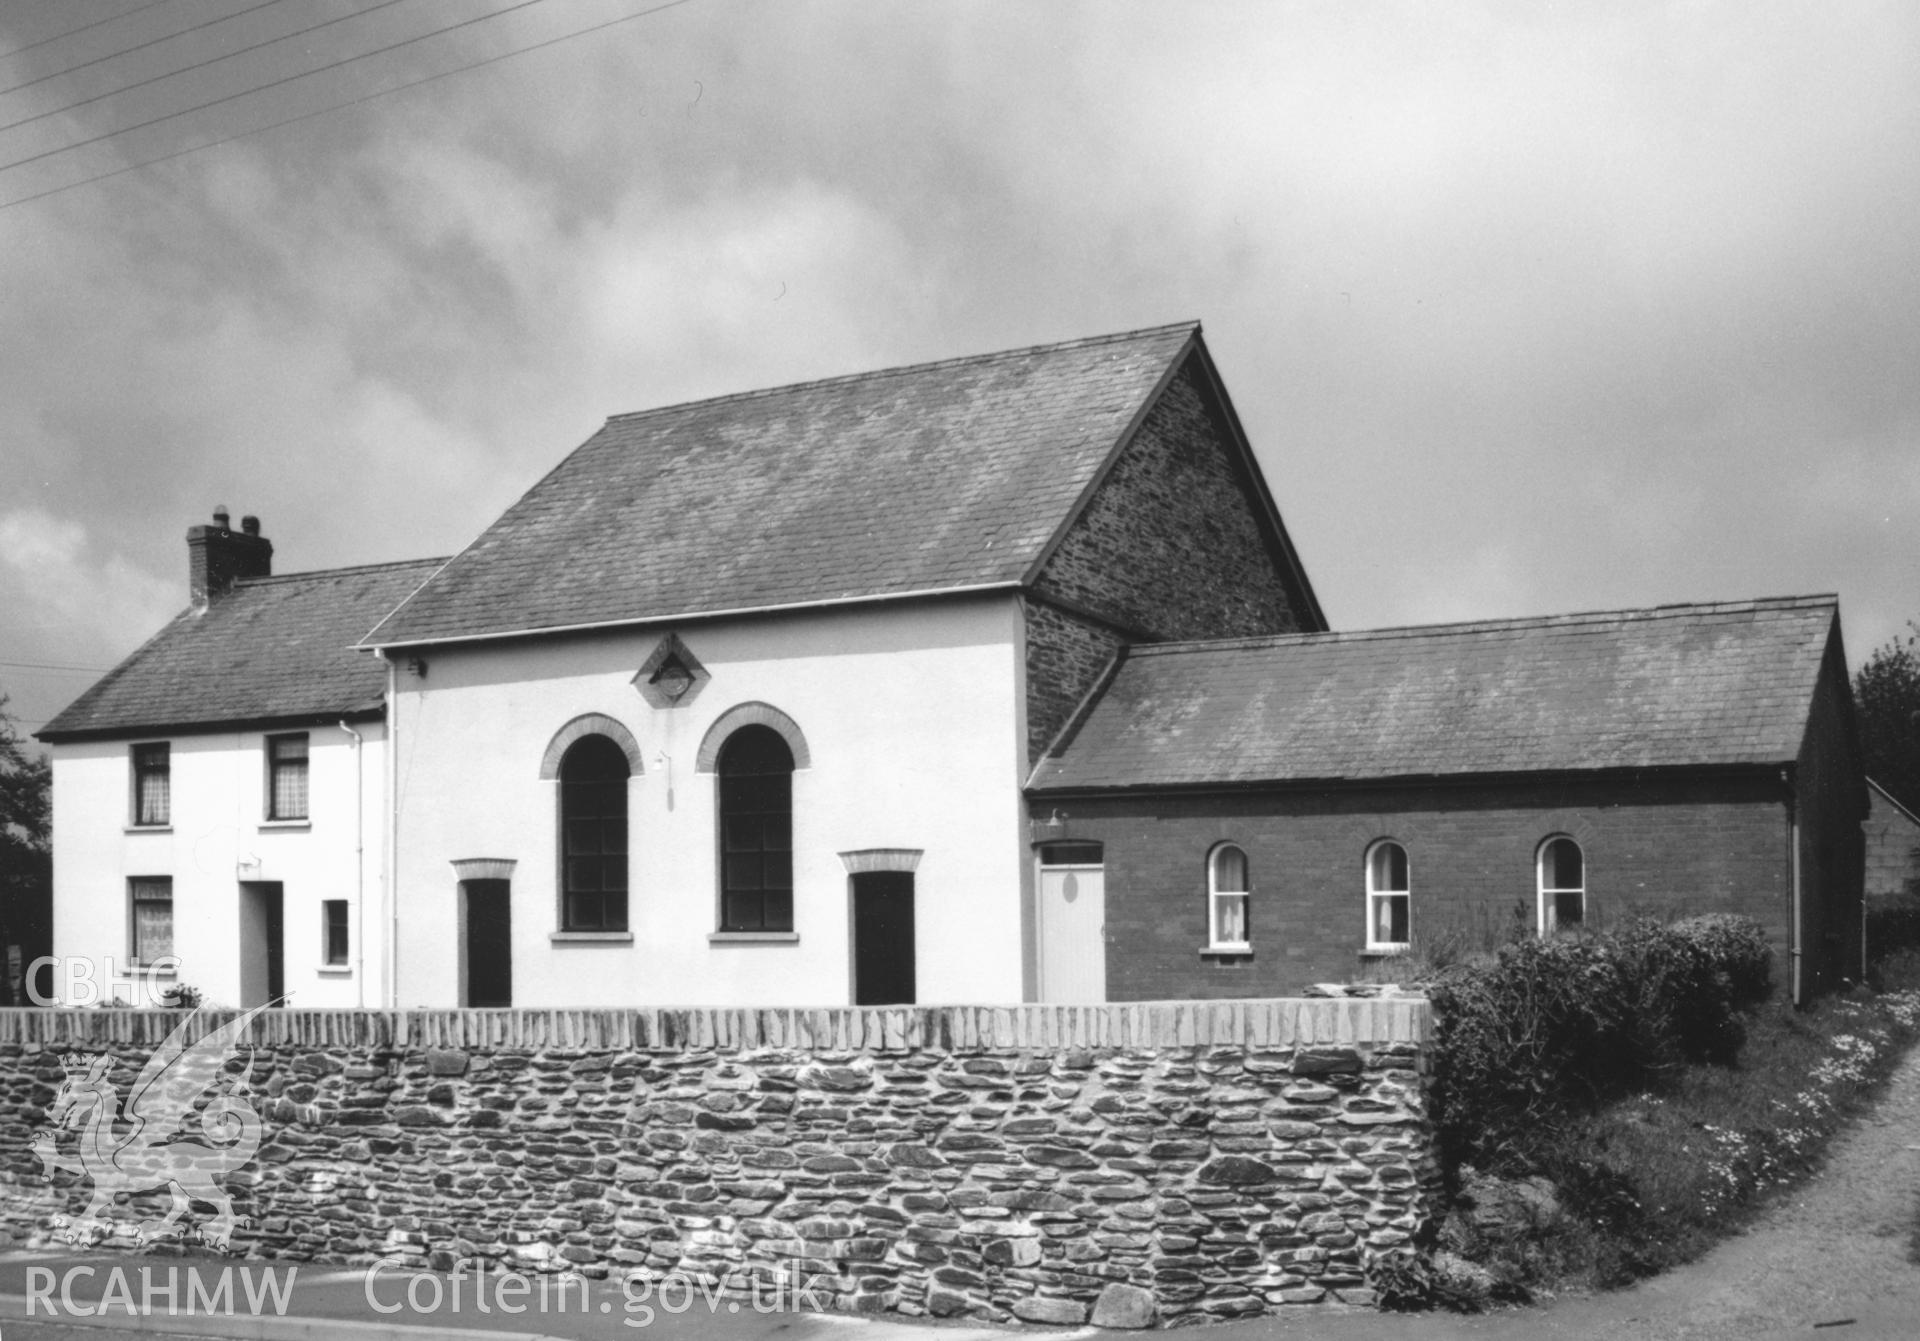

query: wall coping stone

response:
[0,997,1428,1051]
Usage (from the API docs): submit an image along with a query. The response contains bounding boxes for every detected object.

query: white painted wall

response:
[49,723,385,1009]
[389,595,1031,1008]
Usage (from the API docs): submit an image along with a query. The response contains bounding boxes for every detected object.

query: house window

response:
[718,725,794,932]
[322,899,350,966]
[1207,843,1250,949]
[267,734,309,820]
[130,877,173,963]
[1538,836,1585,934]
[559,735,630,932]
[132,742,170,826]
[1366,840,1410,949]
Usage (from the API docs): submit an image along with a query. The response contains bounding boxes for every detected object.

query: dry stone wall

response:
[0,1001,1433,1325]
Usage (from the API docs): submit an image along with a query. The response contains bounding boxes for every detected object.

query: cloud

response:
[0,509,178,656]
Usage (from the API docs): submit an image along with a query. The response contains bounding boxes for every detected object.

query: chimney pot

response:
[212,505,230,529]
[241,515,260,536]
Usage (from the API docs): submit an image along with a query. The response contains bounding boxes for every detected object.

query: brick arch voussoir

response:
[695,702,811,773]
[538,713,644,780]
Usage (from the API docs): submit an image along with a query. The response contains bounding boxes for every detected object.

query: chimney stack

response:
[187,505,272,609]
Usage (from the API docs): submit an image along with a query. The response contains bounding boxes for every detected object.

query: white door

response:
[1037,843,1106,1002]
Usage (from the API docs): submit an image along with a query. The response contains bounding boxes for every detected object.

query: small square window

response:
[322,900,349,966]
[132,742,170,826]
[267,734,309,821]
[130,877,173,962]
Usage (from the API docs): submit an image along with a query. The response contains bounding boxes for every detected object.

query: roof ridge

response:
[238,556,451,585]
[601,321,1201,426]
[1127,594,1840,658]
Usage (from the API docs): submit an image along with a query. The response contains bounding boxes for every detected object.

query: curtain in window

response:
[131,878,172,961]
[134,745,170,826]
[270,736,308,819]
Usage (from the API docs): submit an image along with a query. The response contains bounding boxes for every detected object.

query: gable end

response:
[1027,351,1318,642]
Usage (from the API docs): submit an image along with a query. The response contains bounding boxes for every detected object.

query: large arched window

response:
[1365,840,1410,950]
[1207,843,1251,950]
[718,725,794,932]
[559,735,629,932]
[1538,836,1585,935]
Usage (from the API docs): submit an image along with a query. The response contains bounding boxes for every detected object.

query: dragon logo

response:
[29,1004,272,1249]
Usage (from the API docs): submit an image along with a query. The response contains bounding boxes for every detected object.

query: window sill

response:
[316,965,353,977]
[124,825,172,834]
[549,931,634,944]
[708,932,800,945]
[124,962,177,978]
[1359,947,1410,960]
[258,819,311,831]
[1199,945,1254,960]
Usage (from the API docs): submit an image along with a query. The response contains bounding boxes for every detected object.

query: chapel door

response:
[1037,842,1106,1002]
[463,879,513,1008]
[851,872,916,1005]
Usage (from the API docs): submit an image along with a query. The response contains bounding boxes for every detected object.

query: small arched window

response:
[1207,844,1250,950]
[559,735,630,932]
[1538,837,1585,935]
[718,725,794,932]
[1365,840,1410,950]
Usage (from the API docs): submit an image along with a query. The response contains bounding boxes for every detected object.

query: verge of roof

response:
[1869,778,1920,828]
[361,323,1210,650]
[1110,593,1840,660]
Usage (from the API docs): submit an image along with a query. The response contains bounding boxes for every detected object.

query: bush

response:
[1428,916,1774,1174]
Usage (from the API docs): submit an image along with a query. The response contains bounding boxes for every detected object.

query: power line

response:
[0,0,417,138]
[0,0,290,97]
[0,660,114,673]
[0,0,563,178]
[0,0,181,63]
[0,0,697,211]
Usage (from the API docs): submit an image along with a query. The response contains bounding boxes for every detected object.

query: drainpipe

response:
[380,650,400,1009]
[338,721,365,1008]
[1784,768,1803,1006]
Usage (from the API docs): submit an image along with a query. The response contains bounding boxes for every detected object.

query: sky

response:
[1,0,1917,741]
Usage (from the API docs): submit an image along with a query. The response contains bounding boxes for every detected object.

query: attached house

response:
[35,513,440,1008]
[38,322,1869,1008]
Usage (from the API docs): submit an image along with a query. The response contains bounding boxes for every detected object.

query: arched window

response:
[1365,840,1409,950]
[1207,843,1250,950]
[718,725,794,932]
[559,735,629,932]
[1538,836,1585,934]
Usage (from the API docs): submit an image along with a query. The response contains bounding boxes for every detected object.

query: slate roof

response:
[37,559,444,741]
[364,324,1203,647]
[1029,596,1840,792]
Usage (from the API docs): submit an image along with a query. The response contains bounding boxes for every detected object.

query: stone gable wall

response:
[0,1001,1433,1325]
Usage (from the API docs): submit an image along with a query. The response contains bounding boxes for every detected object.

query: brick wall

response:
[0,1002,1433,1324]
[1034,775,1790,1000]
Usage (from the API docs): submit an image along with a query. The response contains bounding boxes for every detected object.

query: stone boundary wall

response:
[0,1000,1433,1325]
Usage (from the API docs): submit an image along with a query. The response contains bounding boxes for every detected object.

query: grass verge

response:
[1375,930,1920,1308]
